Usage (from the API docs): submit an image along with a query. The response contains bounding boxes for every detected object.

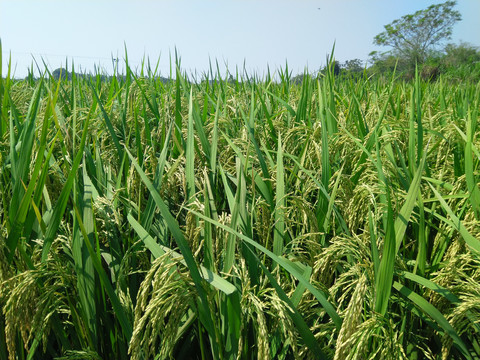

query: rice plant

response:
[1,44,479,359]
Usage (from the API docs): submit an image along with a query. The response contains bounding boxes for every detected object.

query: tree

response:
[343,59,364,73]
[443,42,480,67]
[368,51,410,74]
[373,1,461,68]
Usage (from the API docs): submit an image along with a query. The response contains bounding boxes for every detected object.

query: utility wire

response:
[7,51,119,62]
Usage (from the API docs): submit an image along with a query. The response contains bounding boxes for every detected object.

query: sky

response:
[0,0,479,78]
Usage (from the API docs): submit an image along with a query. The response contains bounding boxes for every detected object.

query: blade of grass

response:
[222,159,243,274]
[74,161,98,346]
[187,207,342,329]
[374,196,396,316]
[209,94,221,176]
[89,81,123,163]
[464,111,480,219]
[316,80,331,229]
[0,38,3,136]
[8,79,43,230]
[427,182,480,253]
[401,270,480,333]
[273,134,285,256]
[393,281,472,359]
[415,66,423,167]
[6,81,49,260]
[240,88,274,207]
[41,105,91,262]
[221,131,274,209]
[173,66,183,158]
[350,81,395,185]
[245,246,328,358]
[73,203,132,341]
[322,165,344,236]
[23,80,63,241]
[395,145,427,252]
[369,209,380,279]
[186,88,196,203]
[203,176,215,271]
[125,147,220,357]
[141,121,173,231]
[127,213,236,295]
[282,151,350,235]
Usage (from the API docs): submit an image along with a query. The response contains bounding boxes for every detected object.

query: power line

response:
[7,51,119,62]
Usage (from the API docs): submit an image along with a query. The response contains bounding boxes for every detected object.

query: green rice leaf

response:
[125,147,220,355]
[41,103,92,262]
[6,81,49,260]
[186,88,196,203]
[72,161,97,346]
[393,282,472,359]
[464,112,480,219]
[395,144,427,252]
[187,208,342,329]
[428,182,480,254]
[399,271,460,304]
[374,197,396,316]
[245,246,328,358]
[127,213,236,295]
[89,81,123,163]
[73,203,132,341]
[273,134,285,256]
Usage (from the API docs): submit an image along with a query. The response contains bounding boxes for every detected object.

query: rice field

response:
[1,49,480,359]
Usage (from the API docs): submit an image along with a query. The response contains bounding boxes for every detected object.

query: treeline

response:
[41,41,480,87]
[288,42,479,85]
[368,41,480,82]
[49,67,171,84]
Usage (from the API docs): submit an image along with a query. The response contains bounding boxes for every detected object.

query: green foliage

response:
[343,59,364,73]
[369,41,480,82]
[373,1,461,67]
[371,0,465,80]
[444,42,480,67]
[440,42,480,82]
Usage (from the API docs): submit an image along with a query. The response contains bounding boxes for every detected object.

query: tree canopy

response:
[373,1,461,67]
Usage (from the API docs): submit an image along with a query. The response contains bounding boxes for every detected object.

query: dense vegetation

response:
[366,0,480,83]
[366,41,480,83]
[1,44,480,360]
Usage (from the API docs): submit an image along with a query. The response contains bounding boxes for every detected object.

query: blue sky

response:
[1,0,479,78]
